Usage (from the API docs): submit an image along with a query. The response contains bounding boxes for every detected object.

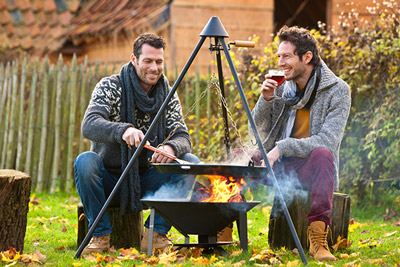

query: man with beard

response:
[251,26,351,261]
[74,33,199,255]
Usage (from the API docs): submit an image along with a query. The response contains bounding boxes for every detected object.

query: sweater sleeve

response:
[82,77,133,144]
[164,92,192,157]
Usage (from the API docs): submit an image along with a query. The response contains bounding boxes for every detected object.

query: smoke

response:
[142,183,189,201]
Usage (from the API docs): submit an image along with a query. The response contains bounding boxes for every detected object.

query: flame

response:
[199,175,246,203]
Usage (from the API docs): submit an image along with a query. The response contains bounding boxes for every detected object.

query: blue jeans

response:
[74,151,200,236]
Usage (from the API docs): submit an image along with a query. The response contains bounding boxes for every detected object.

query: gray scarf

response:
[282,65,321,139]
[118,62,168,215]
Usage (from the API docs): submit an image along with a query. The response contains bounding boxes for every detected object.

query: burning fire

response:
[199,175,246,203]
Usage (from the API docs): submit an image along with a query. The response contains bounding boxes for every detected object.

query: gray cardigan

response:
[251,61,351,190]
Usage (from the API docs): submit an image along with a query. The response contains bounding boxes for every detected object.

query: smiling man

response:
[74,33,200,255]
[251,26,351,261]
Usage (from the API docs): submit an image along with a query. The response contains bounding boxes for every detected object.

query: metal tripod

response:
[74,16,308,265]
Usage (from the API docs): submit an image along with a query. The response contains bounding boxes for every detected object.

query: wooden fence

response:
[0,56,232,193]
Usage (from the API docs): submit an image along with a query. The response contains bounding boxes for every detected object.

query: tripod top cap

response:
[200,16,229,37]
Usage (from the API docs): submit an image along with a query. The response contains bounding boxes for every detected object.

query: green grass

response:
[2,191,400,266]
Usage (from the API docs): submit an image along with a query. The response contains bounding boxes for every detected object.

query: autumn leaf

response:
[232,260,246,266]
[158,251,177,264]
[332,236,352,251]
[72,262,83,267]
[61,224,67,232]
[383,231,397,237]
[286,259,300,266]
[230,249,243,257]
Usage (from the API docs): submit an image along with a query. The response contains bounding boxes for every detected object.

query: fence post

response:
[0,63,10,168]
[5,61,19,169]
[50,55,64,193]
[15,57,27,171]
[65,54,78,193]
[36,57,49,193]
[24,60,38,176]
[77,56,88,155]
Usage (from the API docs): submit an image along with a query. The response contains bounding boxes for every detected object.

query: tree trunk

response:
[0,169,31,253]
[77,203,143,249]
[268,190,351,251]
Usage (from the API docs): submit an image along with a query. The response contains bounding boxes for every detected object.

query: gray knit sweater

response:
[82,74,191,175]
[251,61,351,190]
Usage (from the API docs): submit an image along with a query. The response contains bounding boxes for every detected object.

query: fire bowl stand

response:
[74,16,308,265]
[145,207,248,256]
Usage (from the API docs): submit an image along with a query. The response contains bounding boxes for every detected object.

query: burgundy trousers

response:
[247,148,335,226]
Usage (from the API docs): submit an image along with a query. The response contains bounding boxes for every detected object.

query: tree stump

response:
[0,169,31,253]
[77,203,143,249]
[268,190,350,251]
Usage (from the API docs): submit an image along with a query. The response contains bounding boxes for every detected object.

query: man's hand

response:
[151,145,175,163]
[261,73,279,101]
[261,145,281,168]
[122,127,149,148]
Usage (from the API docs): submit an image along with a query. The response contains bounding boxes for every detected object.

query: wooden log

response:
[268,190,351,251]
[77,203,143,249]
[0,169,31,253]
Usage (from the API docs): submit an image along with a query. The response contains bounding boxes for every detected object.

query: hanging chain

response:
[212,79,253,162]
[159,74,219,148]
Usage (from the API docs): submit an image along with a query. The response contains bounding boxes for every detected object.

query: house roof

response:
[0,0,170,56]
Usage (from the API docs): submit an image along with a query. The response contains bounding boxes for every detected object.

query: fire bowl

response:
[141,199,260,236]
[152,163,268,177]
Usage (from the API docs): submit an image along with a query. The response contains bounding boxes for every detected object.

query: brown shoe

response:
[307,221,336,261]
[217,226,233,242]
[140,228,173,252]
[81,234,110,256]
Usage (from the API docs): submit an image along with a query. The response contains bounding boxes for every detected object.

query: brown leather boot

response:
[217,226,233,242]
[307,221,336,261]
[140,228,173,252]
[81,234,110,256]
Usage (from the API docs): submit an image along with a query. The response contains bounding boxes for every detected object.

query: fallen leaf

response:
[33,249,46,263]
[286,260,300,266]
[158,251,177,265]
[383,231,397,237]
[230,249,243,257]
[72,262,82,267]
[332,236,352,251]
[232,260,246,266]
[61,224,67,232]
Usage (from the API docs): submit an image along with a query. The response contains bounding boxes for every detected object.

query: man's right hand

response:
[261,73,279,101]
[122,127,149,148]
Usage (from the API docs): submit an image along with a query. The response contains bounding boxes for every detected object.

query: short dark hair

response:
[277,26,320,66]
[133,33,166,59]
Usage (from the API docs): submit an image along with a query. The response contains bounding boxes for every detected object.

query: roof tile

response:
[30,23,41,37]
[5,0,17,10]
[43,0,56,12]
[0,9,11,24]
[59,10,71,26]
[32,0,43,11]
[22,9,35,25]
[15,0,29,10]
[20,34,33,49]
[0,0,6,9]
